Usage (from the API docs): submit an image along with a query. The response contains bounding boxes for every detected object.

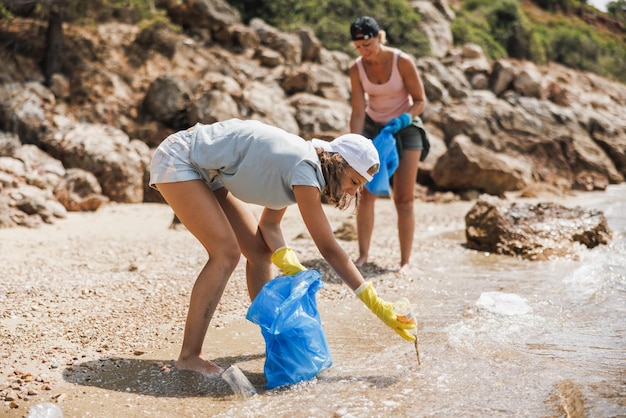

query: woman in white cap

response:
[150,118,416,377]
[349,16,430,276]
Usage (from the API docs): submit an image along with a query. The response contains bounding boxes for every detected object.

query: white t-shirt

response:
[188,119,325,209]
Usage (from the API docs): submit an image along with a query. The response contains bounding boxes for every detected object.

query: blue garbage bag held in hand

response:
[365,125,399,196]
[246,270,332,389]
[386,112,412,134]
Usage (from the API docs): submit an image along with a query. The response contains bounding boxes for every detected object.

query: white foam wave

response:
[475,291,530,315]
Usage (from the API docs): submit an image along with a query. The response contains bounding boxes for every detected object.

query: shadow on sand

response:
[63,353,401,398]
[62,354,265,398]
[303,258,394,284]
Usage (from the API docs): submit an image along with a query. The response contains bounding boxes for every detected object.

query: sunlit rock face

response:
[465,195,612,260]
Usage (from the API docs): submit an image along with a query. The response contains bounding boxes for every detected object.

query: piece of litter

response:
[221,365,257,398]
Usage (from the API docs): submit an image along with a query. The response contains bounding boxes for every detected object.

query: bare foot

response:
[176,355,224,376]
[398,263,413,277]
[354,255,367,267]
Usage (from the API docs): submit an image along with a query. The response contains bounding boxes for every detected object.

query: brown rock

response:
[465,195,612,260]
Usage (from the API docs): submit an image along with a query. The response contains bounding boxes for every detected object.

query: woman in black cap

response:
[349,16,430,276]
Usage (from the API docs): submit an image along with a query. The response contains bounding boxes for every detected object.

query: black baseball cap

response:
[350,16,380,41]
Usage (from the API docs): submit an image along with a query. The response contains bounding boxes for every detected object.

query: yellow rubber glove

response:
[355,282,416,342]
[271,247,307,276]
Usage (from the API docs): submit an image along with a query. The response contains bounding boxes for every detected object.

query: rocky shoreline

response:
[1,2,625,229]
[3,184,623,416]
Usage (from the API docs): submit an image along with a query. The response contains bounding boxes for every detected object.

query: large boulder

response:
[432,134,533,195]
[40,123,147,203]
[143,75,192,130]
[465,195,612,260]
[54,168,110,212]
[163,0,241,42]
[0,82,53,147]
[250,18,302,66]
[288,93,351,138]
[0,143,69,227]
[410,0,453,58]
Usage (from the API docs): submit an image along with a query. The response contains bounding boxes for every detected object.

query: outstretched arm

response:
[294,185,416,341]
[293,185,364,290]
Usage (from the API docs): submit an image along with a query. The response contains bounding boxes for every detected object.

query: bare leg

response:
[214,188,272,301]
[156,180,241,376]
[355,188,376,267]
[391,150,421,275]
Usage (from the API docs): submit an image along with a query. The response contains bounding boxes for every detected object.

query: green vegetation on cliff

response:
[227,0,431,58]
[229,0,626,83]
[1,0,625,83]
[451,0,626,81]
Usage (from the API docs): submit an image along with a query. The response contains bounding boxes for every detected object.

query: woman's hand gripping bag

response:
[246,270,333,389]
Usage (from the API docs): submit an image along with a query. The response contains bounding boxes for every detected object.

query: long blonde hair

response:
[317,149,378,211]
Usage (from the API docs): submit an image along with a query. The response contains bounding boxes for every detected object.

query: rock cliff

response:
[0,0,624,227]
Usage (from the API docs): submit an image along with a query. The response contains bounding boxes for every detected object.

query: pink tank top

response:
[356,49,412,124]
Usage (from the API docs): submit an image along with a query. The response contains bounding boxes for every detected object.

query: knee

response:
[227,245,243,267]
[260,245,273,262]
[394,197,414,213]
[246,245,273,267]
[215,246,241,273]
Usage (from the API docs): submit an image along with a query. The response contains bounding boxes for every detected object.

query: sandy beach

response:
[2,189,623,417]
[0,196,473,416]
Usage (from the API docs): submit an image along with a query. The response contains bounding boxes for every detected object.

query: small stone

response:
[53,393,67,402]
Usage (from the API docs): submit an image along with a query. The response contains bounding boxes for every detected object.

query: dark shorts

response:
[363,114,430,161]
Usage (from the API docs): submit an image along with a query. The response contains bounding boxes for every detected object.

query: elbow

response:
[317,244,335,261]
[413,99,426,116]
[318,243,349,268]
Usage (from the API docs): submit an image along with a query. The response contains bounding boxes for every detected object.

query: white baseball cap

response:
[312,134,379,181]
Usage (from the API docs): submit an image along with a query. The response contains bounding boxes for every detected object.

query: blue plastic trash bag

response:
[365,126,399,196]
[246,270,333,389]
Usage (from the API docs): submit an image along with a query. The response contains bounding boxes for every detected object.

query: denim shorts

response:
[363,114,430,161]
[149,131,221,190]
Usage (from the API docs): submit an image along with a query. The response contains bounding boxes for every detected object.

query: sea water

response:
[213,185,626,417]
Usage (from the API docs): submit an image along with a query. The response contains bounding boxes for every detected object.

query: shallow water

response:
[212,185,625,417]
